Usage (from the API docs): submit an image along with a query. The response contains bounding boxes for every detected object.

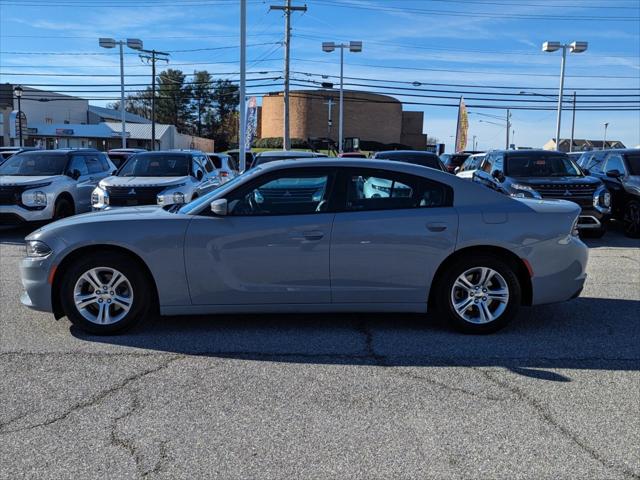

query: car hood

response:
[0,175,61,186]
[99,176,191,188]
[27,205,175,239]
[512,176,601,186]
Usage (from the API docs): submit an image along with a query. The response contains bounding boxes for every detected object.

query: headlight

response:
[91,187,109,206]
[372,183,391,193]
[594,188,611,208]
[25,240,52,258]
[173,192,185,204]
[22,190,47,207]
[510,183,542,199]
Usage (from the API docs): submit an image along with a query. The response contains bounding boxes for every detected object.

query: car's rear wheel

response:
[53,197,73,220]
[436,255,521,334]
[60,252,151,334]
[623,200,640,238]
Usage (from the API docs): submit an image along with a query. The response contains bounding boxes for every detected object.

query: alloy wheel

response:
[73,267,134,325]
[623,202,640,237]
[450,267,510,324]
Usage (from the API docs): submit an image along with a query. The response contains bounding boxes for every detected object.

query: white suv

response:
[0,149,115,227]
[92,150,220,210]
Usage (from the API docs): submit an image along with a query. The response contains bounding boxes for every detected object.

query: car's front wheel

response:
[623,200,640,238]
[436,255,521,334]
[60,252,152,334]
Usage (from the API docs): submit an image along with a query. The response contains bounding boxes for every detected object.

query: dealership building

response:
[259,89,428,150]
[0,84,214,151]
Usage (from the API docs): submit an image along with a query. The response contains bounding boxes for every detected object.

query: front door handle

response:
[427,222,447,232]
[289,230,324,241]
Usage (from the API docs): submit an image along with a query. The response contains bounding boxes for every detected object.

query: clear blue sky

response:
[1,0,638,150]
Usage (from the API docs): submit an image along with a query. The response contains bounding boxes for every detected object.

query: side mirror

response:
[68,169,81,180]
[210,198,228,216]
[606,169,621,179]
[454,166,460,174]
[112,169,118,175]
[196,170,204,181]
[581,167,590,176]
[491,170,504,182]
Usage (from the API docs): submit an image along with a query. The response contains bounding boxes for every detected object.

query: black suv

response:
[372,150,446,171]
[577,148,640,238]
[473,149,610,237]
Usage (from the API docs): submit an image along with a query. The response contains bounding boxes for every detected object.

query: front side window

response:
[481,154,494,173]
[624,152,640,175]
[346,169,451,211]
[84,154,103,174]
[0,152,68,176]
[605,154,627,175]
[208,155,222,169]
[68,156,89,176]
[117,153,190,177]
[227,172,331,216]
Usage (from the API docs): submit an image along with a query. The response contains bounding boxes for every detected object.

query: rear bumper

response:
[523,236,589,306]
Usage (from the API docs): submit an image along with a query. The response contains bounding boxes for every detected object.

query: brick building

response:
[260,89,427,150]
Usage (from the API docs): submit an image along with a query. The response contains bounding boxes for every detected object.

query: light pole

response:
[99,38,144,149]
[13,85,23,147]
[322,41,362,153]
[239,0,247,170]
[519,90,578,152]
[542,41,588,151]
[603,122,609,150]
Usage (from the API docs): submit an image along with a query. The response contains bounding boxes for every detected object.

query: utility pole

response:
[139,48,169,151]
[240,0,247,171]
[472,135,477,151]
[324,96,334,140]
[603,122,609,150]
[505,109,511,149]
[270,0,307,151]
[569,91,576,153]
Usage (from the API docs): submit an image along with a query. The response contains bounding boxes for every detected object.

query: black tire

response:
[53,197,74,220]
[435,254,521,334]
[623,200,640,238]
[59,252,152,334]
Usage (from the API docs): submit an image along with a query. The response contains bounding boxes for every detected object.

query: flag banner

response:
[455,97,468,153]
[244,96,258,151]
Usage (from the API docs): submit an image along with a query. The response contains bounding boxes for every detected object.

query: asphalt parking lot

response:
[0,225,638,479]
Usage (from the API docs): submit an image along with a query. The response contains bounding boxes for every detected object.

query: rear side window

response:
[345,168,452,212]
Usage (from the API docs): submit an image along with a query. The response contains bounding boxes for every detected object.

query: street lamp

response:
[603,122,609,150]
[99,37,144,148]
[13,85,23,147]
[542,41,588,151]
[322,40,362,153]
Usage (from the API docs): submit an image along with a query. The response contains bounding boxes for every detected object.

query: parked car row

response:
[0,148,241,226]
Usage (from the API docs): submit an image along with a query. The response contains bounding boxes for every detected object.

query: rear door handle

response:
[427,222,447,232]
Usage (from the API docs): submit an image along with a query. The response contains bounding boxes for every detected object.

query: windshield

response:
[117,153,190,177]
[178,167,263,214]
[0,152,67,176]
[506,154,582,177]
[624,153,640,175]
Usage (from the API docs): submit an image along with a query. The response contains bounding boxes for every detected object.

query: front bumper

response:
[0,204,55,223]
[577,206,609,230]
[20,255,55,312]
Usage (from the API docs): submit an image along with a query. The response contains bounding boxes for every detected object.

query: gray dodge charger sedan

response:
[20,159,588,335]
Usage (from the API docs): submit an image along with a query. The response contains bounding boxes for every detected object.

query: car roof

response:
[256,150,318,157]
[375,150,437,156]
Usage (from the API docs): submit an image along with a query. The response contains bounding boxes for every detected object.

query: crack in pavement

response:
[0,355,184,436]
[477,368,640,480]
[109,391,169,478]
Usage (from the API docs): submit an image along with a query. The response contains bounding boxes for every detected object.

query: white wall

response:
[21,88,88,125]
